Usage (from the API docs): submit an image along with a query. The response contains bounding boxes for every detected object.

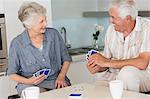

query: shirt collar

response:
[133,16,142,32]
[22,29,48,47]
[22,30,31,47]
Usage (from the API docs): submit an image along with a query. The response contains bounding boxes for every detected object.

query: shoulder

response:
[45,28,59,35]
[45,27,61,38]
[138,17,150,27]
[105,24,116,37]
[10,31,26,47]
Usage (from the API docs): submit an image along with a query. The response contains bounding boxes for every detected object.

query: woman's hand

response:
[27,74,45,85]
[55,73,67,89]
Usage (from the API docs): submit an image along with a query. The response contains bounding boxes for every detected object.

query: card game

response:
[69,94,82,99]
[86,49,98,61]
[33,68,51,79]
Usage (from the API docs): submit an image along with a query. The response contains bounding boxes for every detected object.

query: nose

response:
[44,20,47,27]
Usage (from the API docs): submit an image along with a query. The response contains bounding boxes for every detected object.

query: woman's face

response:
[29,14,47,34]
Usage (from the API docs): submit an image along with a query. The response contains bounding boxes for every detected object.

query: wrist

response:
[109,59,112,67]
[59,72,66,78]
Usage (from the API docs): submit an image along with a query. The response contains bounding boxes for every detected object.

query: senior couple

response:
[7,0,150,96]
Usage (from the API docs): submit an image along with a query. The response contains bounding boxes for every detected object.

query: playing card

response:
[86,53,90,60]
[86,49,98,61]
[44,69,51,79]
[90,49,98,55]
[33,69,44,77]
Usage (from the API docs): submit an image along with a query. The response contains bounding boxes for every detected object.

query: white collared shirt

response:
[104,16,150,70]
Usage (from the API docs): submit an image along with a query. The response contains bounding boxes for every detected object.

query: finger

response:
[87,60,95,67]
[60,81,64,88]
[64,82,67,87]
[90,62,96,67]
[55,80,58,88]
[57,82,61,89]
[89,54,97,59]
[34,75,45,85]
[91,66,99,74]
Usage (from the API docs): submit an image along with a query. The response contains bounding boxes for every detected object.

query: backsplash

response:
[52,17,109,49]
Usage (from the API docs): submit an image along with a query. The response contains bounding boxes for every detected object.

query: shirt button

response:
[42,59,45,61]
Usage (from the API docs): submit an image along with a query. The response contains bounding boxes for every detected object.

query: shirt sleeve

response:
[103,25,113,59]
[7,39,20,75]
[140,25,150,53]
[55,30,72,63]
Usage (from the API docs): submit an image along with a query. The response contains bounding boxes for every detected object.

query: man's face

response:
[108,7,127,32]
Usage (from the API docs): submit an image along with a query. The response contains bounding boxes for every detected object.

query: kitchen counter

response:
[68,46,104,56]
[71,50,103,62]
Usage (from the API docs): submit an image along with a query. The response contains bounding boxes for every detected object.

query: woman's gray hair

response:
[18,2,47,28]
[110,0,138,20]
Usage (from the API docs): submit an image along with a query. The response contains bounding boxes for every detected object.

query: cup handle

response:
[22,90,26,99]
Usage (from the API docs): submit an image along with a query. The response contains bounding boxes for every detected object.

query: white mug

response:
[109,80,123,99]
[22,86,40,99]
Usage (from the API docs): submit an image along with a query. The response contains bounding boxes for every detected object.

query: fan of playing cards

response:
[86,49,99,61]
[33,68,51,79]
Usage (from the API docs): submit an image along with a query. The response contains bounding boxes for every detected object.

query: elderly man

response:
[87,0,150,92]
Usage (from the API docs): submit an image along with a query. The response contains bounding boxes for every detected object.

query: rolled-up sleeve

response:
[7,40,20,75]
[56,30,72,63]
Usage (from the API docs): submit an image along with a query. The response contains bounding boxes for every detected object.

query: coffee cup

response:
[109,80,123,99]
[22,86,40,99]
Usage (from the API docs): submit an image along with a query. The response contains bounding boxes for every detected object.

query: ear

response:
[126,15,132,21]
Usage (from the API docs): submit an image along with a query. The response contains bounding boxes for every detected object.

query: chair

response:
[8,94,20,99]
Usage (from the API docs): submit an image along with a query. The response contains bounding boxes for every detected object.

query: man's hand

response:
[87,59,103,74]
[55,73,67,89]
[89,53,110,67]
[86,53,109,74]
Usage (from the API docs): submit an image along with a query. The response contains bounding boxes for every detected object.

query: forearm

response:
[60,61,70,76]
[110,53,150,70]
[9,74,30,84]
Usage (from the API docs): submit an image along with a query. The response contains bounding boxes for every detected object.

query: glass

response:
[93,39,99,50]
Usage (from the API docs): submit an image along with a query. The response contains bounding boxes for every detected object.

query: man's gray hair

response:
[110,0,138,20]
[18,2,46,28]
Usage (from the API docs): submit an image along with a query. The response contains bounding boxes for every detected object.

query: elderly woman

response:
[7,2,72,95]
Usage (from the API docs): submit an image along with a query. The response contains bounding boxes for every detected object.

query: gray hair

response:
[18,2,47,28]
[110,0,138,20]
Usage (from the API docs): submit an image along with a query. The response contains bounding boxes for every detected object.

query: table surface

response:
[36,83,150,99]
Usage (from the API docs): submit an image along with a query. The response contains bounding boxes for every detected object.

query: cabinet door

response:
[0,74,10,99]
[67,60,95,85]
[9,79,18,95]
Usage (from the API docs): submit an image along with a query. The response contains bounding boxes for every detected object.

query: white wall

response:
[136,0,150,10]
[52,0,99,48]
[4,0,52,52]
[52,0,98,20]
[0,0,4,13]
[97,0,150,11]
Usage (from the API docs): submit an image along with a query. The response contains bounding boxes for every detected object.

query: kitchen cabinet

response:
[67,57,95,85]
[0,73,17,99]
[0,73,10,99]
[83,11,150,18]
[9,79,18,96]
